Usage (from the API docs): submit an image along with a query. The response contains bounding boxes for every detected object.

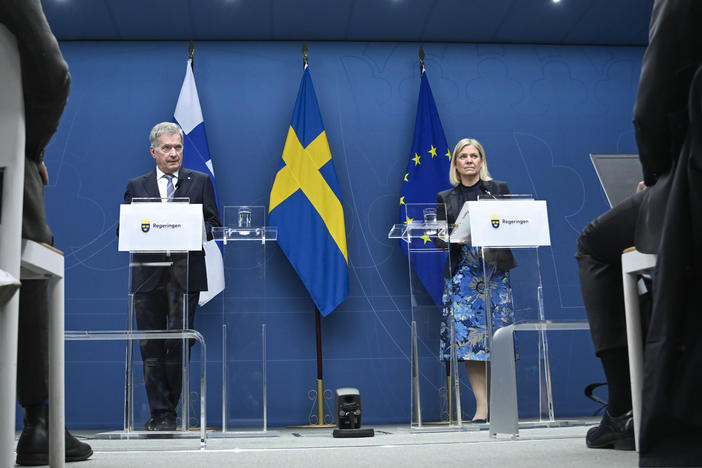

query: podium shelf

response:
[211,227,278,243]
[387,222,449,242]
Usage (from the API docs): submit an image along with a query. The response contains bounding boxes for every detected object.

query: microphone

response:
[480,184,497,200]
[175,178,185,189]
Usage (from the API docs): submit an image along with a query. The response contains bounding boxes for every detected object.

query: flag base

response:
[287,378,334,428]
[333,428,375,438]
[287,423,336,429]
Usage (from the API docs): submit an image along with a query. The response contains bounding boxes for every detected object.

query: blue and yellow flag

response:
[400,71,452,307]
[269,67,349,316]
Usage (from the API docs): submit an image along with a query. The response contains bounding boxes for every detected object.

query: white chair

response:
[0,25,65,468]
[621,246,656,452]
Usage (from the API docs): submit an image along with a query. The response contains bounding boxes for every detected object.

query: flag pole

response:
[182,40,196,431]
[419,46,425,75]
[313,305,331,426]
[406,49,457,425]
[307,44,332,427]
[420,46,449,425]
[287,43,334,428]
[188,40,194,69]
[288,305,333,428]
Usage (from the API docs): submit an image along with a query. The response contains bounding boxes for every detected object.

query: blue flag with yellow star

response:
[269,66,349,316]
[400,71,452,307]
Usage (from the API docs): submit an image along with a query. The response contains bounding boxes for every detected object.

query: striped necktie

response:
[164,173,175,201]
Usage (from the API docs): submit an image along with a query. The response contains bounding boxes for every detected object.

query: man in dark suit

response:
[123,122,221,431]
[1,0,93,464]
[634,1,702,465]
[575,0,702,461]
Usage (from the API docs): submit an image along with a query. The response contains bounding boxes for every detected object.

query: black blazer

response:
[123,168,221,292]
[632,0,702,254]
[633,0,702,465]
[1,0,71,244]
[437,180,517,277]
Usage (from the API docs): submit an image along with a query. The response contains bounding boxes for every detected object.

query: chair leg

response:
[622,256,647,452]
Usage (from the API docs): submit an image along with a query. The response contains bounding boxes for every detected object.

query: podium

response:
[465,196,588,436]
[210,206,278,436]
[65,198,208,444]
[388,202,464,431]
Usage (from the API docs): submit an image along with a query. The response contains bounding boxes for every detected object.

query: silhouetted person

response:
[0,0,92,464]
[576,0,702,463]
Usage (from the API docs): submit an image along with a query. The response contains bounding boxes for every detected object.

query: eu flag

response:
[268,67,349,316]
[400,71,452,307]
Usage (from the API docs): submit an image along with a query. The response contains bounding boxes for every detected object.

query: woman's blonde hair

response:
[448,138,492,186]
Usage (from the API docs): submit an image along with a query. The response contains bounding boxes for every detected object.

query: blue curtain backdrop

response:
[35,41,643,428]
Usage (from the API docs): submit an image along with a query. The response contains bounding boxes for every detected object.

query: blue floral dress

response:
[440,245,514,361]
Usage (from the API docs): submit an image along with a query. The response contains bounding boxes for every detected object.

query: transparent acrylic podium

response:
[466,195,588,437]
[210,206,278,437]
[388,202,464,431]
[65,197,207,446]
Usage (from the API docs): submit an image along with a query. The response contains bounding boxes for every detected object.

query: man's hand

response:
[636,180,646,193]
[39,161,49,185]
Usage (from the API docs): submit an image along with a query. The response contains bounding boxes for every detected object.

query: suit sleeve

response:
[117,180,132,237]
[633,0,702,186]
[499,181,511,196]
[435,191,449,250]
[123,180,134,204]
[201,176,221,241]
[436,192,447,221]
[1,0,71,164]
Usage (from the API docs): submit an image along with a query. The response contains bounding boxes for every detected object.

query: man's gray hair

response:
[149,122,183,148]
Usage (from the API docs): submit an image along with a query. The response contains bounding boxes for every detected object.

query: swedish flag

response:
[268,67,349,316]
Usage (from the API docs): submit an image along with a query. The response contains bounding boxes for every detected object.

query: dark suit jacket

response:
[123,168,221,292]
[437,179,516,277]
[635,1,702,465]
[1,0,70,244]
[632,0,702,254]
[1,0,69,406]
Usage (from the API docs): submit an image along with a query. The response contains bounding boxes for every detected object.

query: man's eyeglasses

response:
[158,144,183,153]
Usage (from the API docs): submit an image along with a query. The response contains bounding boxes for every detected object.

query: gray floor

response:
[48,421,640,468]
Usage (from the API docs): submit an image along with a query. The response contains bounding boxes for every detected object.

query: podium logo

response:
[491,215,500,229]
[141,219,150,233]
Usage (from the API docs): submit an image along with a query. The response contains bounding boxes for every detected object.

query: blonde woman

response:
[436,138,516,422]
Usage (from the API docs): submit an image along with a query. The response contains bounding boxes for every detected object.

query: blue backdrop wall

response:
[29,41,644,429]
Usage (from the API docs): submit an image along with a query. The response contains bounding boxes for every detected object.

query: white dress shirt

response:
[155,167,179,202]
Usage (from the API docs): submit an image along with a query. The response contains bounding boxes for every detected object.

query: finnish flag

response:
[174,58,225,306]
